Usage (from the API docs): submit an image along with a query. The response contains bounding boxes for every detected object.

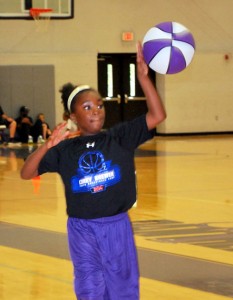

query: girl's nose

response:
[92,107,98,114]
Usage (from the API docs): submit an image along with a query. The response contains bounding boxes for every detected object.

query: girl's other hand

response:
[46,122,69,149]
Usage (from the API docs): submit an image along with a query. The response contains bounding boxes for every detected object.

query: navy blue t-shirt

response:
[38,115,155,219]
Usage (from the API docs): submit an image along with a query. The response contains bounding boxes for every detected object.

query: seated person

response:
[15,106,33,143]
[62,111,79,137]
[31,113,51,143]
[0,105,21,145]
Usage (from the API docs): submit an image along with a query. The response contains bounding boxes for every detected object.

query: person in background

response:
[31,113,51,143]
[15,106,33,143]
[0,105,21,146]
[62,110,79,136]
[20,42,166,300]
[60,82,80,137]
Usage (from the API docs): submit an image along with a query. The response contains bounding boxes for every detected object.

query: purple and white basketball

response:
[142,22,195,74]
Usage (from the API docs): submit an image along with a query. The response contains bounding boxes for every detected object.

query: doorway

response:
[97,53,155,128]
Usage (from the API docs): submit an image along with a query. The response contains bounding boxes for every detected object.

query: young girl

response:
[21,42,166,300]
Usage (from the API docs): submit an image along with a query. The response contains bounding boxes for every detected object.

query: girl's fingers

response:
[46,122,69,148]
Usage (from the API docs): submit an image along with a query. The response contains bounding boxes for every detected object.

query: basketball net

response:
[30,8,52,33]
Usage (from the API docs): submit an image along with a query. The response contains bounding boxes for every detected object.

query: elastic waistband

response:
[68,212,128,224]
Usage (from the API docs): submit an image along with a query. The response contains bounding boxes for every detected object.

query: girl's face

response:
[70,90,105,136]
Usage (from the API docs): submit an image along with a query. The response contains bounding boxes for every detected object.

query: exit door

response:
[97,53,155,128]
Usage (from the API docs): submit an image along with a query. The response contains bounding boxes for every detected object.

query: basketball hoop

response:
[30,8,53,32]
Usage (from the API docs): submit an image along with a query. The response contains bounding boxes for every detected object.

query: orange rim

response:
[30,8,53,17]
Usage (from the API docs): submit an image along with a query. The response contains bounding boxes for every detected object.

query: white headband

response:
[67,85,90,112]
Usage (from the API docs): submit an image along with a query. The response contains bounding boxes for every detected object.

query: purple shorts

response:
[67,213,139,300]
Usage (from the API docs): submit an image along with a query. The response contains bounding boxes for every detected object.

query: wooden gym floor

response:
[0,134,233,299]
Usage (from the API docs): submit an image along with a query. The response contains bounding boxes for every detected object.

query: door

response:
[98,53,155,128]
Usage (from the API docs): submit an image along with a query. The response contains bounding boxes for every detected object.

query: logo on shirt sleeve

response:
[71,151,121,194]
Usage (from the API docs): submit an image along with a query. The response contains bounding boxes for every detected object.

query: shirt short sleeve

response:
[38,146,60,175]
[109,114,155,151]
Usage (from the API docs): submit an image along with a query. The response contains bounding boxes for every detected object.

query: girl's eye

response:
[98,104,104,109]
[84,105,91,110]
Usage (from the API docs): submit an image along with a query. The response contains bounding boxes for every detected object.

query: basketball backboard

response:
[0,0,74,19]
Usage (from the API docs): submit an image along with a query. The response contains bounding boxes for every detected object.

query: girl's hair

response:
[59,82,77,113]
[68,85,92,113]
